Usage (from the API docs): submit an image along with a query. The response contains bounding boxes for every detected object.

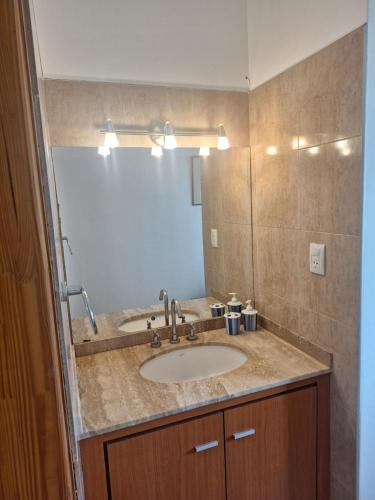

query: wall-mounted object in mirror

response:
[192,157,202,206]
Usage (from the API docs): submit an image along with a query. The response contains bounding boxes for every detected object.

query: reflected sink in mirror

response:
[139,344,247,383]
[119,310,200,333]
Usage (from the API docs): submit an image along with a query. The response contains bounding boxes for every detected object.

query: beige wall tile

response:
[253,226,302,304]
[299,138,362,235]
[223,223,253,303]
[252,150,300,228]
[250,28,364,498]
[44,79,249,148]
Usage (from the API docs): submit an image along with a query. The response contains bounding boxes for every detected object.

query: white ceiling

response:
[31,0,367,91]
[247,0,367,89]
[31,0,249,90]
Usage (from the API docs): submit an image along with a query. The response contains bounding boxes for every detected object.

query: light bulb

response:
[309,146,320,156]
[151,146,163,157]
[164,121,177,150]
[98,146,111,157]
[104,119,119,148]
[199,146,210,157]
[266,145,278,156]
[217,124,230,150]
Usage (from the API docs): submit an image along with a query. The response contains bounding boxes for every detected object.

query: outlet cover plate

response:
[309,243,325,276]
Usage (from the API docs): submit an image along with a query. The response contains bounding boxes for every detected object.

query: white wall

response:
[358,11,375,500]
[247,0,367,88]
[31,0,248,90]
[53,147,206,319]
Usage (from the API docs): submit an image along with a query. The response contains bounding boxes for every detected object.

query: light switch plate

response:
[309,243,325,275]
[211,228,218,248]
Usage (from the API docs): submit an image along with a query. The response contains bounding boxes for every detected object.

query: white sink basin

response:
[119,311,200,333]
[139,344,247,383]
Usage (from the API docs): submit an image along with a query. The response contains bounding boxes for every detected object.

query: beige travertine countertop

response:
[76,327,331,439]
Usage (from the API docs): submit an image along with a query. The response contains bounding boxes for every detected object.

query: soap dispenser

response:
[242,300,258,332]
[227,292,242,313]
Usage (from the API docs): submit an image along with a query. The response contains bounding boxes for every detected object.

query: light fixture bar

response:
[99,128,219,137]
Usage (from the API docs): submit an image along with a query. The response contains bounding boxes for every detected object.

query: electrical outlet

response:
[211,228,218,248]
[309,243,325,275]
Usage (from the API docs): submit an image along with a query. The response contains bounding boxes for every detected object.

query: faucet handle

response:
[150,329,161,348]
[186,322,198,341]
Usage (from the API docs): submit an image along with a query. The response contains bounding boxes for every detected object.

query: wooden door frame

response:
[0,1,74,498]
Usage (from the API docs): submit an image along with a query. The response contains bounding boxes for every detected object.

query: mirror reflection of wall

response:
[53,147,205,319]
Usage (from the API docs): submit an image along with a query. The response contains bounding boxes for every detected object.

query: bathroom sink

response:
[119,311,200,333]
[139,344,247,383]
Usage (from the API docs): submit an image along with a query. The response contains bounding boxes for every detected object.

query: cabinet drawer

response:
[224,386,317,500]
[107,412,226,500]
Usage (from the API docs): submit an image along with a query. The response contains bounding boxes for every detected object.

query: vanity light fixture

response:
[199,146,210,157]
[97,145,111,157]
[151,146,163,157]
[164,121,177,149]
[217,124,230,150]
[98,121,231,152]
[104,118,119,148]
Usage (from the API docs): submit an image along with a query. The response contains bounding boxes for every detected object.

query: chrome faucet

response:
[159,289,169,326]
[170,299,183,344]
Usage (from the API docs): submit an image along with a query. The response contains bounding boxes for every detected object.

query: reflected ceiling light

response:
[217,124,230,150]
[299,137,307,148]
[97,145,111,157]
[104,118,119,148]
[164,121,177,149]
[199,146,210,157]
[309,146,320,156]
[266,145,278,156]
[151,146,163,157]
[335,139,351,156]
[335,139,348,150]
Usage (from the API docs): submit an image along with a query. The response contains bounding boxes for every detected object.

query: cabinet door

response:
[107,413,226,500]
[225,386,317,500]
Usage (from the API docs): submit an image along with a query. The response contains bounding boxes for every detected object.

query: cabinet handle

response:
[233,428,256,440]
[194,440,219,453]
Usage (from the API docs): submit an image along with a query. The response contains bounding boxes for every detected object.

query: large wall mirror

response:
[53,144,252,342]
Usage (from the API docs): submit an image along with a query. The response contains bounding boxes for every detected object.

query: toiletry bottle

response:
[242,300,258,332]
[227,292,242,313]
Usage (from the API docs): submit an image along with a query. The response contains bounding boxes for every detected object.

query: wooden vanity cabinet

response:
[80,376,329,500]
[107,413,226,500]
[224,386,317,500]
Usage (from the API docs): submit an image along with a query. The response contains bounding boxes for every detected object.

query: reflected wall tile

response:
[223,223,253,302]
[221,148,252,225]
[253,150,299,228]
[204,265,225,300]
[201,153,224,223]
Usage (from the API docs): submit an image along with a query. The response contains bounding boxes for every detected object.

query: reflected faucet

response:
[61,283,98,335]
[159,289,169,326]
[170,299,183,344]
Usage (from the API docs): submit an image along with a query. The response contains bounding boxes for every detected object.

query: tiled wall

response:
[43,79,249,148]
[250,27,364,499]
[201,148,253,304]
